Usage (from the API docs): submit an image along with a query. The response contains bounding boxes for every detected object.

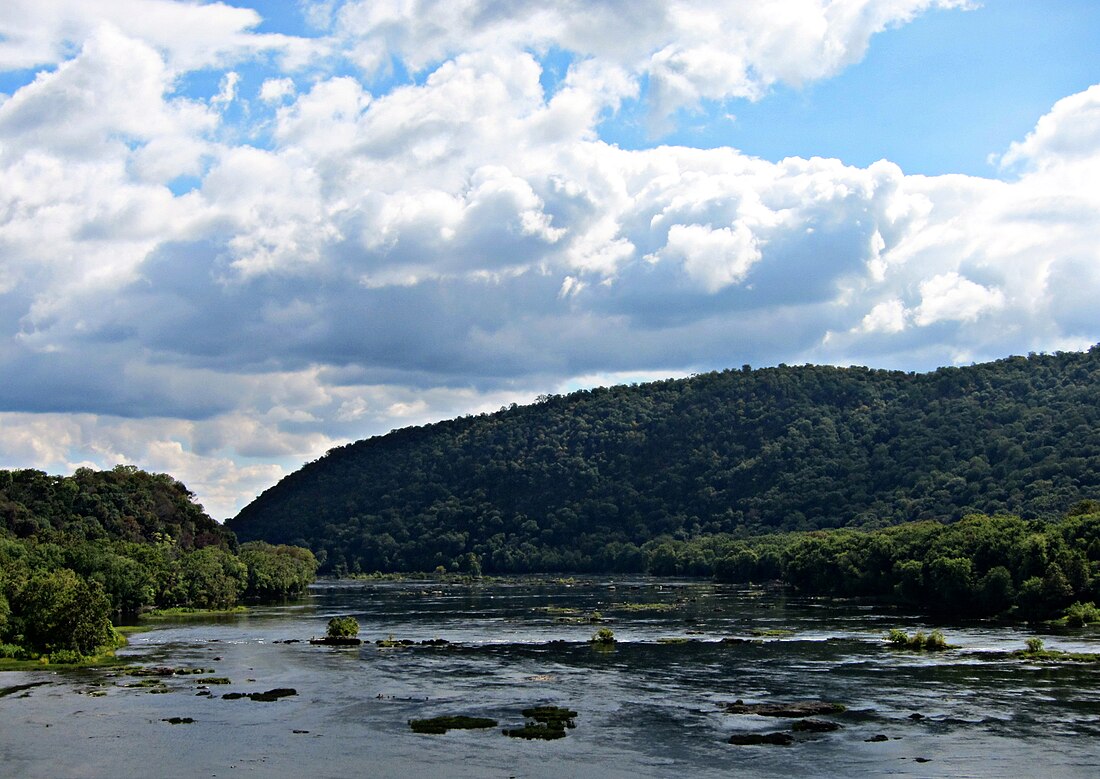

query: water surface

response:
[3,578,1099,778]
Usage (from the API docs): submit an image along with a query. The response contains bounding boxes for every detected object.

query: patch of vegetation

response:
[142,606,249,619]
[590,627,615,645]
[886,629,950,650]
[0,466,318,663]
[750,628,795,637]
[657,637,691,644]
[1015,637,1100,662]
[408,715,498,734]
[611,602,677,612]
[128,666,214,676]
[1051,601,1100,628]
[326,615,359,638]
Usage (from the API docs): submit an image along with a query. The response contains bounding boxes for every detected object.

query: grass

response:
[611,602,677,612]
[141,606,248,620]
[1015,637,1100,662]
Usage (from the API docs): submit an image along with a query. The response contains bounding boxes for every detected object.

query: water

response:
[3,578,1099,778]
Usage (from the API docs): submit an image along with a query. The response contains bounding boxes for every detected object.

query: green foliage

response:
[1057,601,1100,627]
[886,628,949,650]
[591,627,615,644]
[0,465,234,549]
[0,466,316,660]
[229,348,1100,575]
[327,616,359,638]
[239,542,318,599]
[1025,637,1045,653]
[14,568,114,655]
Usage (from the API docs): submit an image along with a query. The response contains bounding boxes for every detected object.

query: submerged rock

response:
[223,688,298,702]
[503,724,568,740]
[309,637,362,646]
[162,717,194,725]
[865,734,889,743]
[249,687,298,702]
[724,700,846,718]
[503,705,579,740]
[409,715,498,735]
[792,719,841,733]
[728,732,794,746]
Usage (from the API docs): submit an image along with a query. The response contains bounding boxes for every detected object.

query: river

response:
[2,577,1099,778]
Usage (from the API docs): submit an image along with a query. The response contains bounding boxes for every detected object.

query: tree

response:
[14,568,114,655]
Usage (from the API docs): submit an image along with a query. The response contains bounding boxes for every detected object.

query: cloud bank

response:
[0,1,1097,518]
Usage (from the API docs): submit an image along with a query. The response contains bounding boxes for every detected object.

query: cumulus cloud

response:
[1,0,1098,518]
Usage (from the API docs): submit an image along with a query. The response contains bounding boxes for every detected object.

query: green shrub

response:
[47,649,84,664]
[326,616,359,638]
[590,627,615,644]
[886,628,949,650]
[1060,601,1100,628]
[0,643,26,659]
[1025,637,1045,653]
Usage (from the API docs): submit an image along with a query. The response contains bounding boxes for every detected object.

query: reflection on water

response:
[3,577,1099,778]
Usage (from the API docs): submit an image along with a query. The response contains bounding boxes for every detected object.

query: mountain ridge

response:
[229,347,1100,574]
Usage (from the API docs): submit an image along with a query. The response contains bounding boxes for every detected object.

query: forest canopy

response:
[230,347,1100,577]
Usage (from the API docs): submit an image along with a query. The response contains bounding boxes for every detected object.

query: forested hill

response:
[229,347,1100,575]
[1,465,233,549]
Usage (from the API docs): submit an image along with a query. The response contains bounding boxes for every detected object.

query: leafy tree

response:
[14,568,114,655]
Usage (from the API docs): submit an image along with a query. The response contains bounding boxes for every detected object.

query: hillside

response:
[229,347,1100,574]
[1,465,233,549]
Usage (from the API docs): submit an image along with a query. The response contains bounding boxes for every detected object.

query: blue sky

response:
[0,1,1098,518]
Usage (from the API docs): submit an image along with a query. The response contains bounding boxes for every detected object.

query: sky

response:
[1,0,1099,520]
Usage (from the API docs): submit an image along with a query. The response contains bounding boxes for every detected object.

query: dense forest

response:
[230,347,1100,576]
[645,506,1100,622]
[0,466,317,663]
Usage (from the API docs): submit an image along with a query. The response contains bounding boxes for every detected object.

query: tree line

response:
[0,466,317,663]
[644,504,1100,622]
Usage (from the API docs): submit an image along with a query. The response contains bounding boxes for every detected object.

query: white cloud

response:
[857,299,907,334]
[912,272,1005,326]
[1,0,1098,520]
[1000,84,1100,172]
[657,222,762,292]
[0,0,317,73]
[260,77,297,103]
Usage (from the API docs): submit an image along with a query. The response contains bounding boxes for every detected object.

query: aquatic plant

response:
[611,602,677,612]
[1025,637,1045,653]
[886,629,949,650]
[590,627,615,644]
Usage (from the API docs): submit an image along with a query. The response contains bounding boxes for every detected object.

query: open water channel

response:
[2,577,1099,778]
